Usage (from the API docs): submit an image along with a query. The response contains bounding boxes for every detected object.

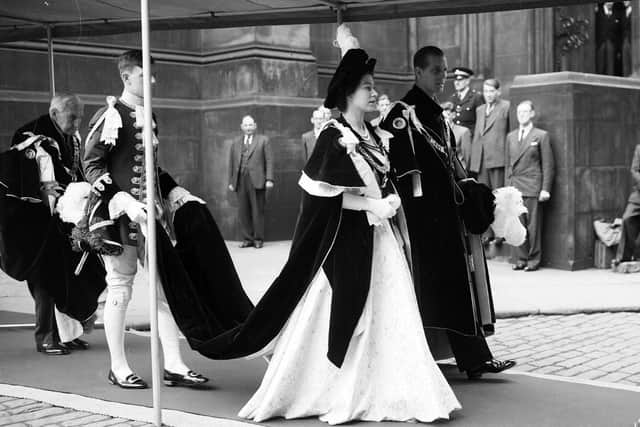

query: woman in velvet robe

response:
[196,47,460,424]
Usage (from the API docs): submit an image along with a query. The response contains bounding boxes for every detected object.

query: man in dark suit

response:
[9,94,88,355]
[614,144,640,264]
[228,115,274,249]
[447,67,484,136]
[469,78,510,190]
[442,101,472,169]
[505,100,555,272]
[301,108,325,162]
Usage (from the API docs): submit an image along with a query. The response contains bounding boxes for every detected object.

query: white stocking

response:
[157,282,190,375]
[103,285,133,379]
[103,246,137,380]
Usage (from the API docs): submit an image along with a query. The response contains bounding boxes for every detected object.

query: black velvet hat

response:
[324,48,376,109]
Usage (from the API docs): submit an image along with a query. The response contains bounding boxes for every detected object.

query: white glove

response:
[168,186,205,210]
[368,198,397,221]
[384,194,401,211]
[125,200,147,225]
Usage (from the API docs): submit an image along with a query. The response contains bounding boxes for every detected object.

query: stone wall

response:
[510,72,640,270]
[1,9,639,260]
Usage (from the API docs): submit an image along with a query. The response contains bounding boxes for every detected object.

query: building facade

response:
[1,2,639,268]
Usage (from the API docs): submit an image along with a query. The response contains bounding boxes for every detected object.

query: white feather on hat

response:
[335,24,360,57]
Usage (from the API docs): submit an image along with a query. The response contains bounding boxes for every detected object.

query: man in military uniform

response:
[84,50,208,389]
[447,66,484,136]
[5,94,92,355]
[381,46,515,379]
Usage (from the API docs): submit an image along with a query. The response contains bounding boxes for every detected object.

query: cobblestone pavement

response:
[0,396,153,427]
[487,312,640,386]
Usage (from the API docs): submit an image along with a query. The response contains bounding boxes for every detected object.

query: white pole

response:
[140,0,162,426]
[46,26,55,98]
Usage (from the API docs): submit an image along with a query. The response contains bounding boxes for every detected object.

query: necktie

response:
[245,135,252,145]
[486,104,493,116]
[519,128,525,142]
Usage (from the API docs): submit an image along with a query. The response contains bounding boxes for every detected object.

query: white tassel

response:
[100,96,122,147]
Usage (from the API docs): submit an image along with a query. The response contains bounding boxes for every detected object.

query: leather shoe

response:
[254,240,264,249]
[524,265,539,272]
[239,240,253,248]
[37,343,70,356]
[108,370,148,389]
[61,338,89,350]
[164,370,209,387]
[466,359,516,379]
[512,263,526,271]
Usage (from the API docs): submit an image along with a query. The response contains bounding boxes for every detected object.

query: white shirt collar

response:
[519,122,533,139]
[120,90,143,107]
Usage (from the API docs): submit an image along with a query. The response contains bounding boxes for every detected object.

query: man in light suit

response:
[505,101,555,271]
[301,108,326,162]
[469,78,510,189]
[228,115,274,249]
[614,144,640,264]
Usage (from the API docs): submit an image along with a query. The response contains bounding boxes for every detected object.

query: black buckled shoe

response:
[37,343,70,356]
[254,240,264,249]
[62,338,90,350]
[466,359,516,379]
[239,240,253,248]
[108,370,148,389]
[164,370,209,387]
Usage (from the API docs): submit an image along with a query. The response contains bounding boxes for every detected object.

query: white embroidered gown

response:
[239,124,461,425]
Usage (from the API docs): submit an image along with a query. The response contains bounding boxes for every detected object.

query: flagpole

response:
[140,0,162,425]
[46,25,56,98]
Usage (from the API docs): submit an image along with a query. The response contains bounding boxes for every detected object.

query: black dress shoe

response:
[239,240,253,248]
[108,370,148,389]
[466,359,517,379]
[512,263,526,271]
[254,240,264,249]
[164,370,209,387]
[37,343,70,356]
[524,265,539,272]
[62,338,89,350]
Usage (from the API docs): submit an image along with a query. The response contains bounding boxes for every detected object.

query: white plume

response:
[56,182,92,225]
[335,24,360,57]
[491,186,528,247]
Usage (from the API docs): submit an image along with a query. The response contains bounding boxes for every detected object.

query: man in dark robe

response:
[0,94,104,355]
[380,46,516,379]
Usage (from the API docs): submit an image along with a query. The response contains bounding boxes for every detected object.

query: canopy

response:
[1,0,595,43]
